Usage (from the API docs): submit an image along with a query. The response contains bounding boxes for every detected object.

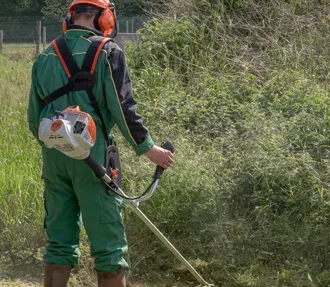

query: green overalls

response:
[28,27,154,272]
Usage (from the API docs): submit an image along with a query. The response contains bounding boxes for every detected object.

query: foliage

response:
[41,0,159,21]
[0,0,161,20]
[41,0,70,21]
[0,0,45,16]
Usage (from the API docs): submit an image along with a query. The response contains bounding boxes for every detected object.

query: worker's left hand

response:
[145,145,174,169]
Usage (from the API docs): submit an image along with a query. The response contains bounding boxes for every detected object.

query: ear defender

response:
[62,14,72,33]
[93,4,116,36]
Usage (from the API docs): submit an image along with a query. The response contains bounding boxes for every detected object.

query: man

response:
[27,0,174,286]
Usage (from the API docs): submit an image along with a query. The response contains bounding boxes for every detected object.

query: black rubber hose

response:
[84,155,107,179]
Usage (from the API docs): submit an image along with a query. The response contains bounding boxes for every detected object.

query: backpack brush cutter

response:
[39,106,212,286]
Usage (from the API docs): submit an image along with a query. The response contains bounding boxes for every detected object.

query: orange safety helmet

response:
[69,0,111,12]
[62,0,117,37]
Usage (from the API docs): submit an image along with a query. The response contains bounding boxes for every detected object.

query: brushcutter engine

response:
[38,106,96,160]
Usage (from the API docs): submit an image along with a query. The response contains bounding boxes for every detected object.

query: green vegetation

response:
[0,0,45,16]
[42,0,152,20]
[3,0,330,286]
[0,0,158,19]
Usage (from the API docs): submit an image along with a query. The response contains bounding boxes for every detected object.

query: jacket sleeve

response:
[28,58,45,141]
[104,43,154,156]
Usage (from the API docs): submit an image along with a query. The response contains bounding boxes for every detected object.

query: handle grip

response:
[153,141,175,180]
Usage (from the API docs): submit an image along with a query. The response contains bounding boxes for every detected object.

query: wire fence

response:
[0,16,145,54]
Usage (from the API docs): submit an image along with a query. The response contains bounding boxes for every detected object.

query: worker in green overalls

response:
[28,0,174,286]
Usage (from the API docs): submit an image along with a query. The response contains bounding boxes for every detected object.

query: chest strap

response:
[43,35,113,146]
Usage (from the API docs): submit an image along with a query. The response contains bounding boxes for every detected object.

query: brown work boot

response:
[97,270,126,287]
[44,264,72,287]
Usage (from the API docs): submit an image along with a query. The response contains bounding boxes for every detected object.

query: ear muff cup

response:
[62,15,72,32]
[93,7,116,35]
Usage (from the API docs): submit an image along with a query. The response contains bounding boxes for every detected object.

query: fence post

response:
[117,20,120,34]
[0,30,3,54]
[36,21,42,55]
[43,26,47,50]
[126,20,129,33]
[131,19,134,33]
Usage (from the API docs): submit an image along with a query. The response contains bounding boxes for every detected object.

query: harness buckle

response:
[69,71,96,92]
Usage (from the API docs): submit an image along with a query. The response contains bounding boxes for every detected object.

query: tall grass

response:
[0,55,44,257]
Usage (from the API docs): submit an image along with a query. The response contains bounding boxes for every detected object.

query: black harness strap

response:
[86,88,110,147]
[82,36,113,147]
[54,36,80,76]
[81,36,112,146]
[44,85,71,105]
[82,36,111,72]
[43,36,81,105]
[43,34,113,146]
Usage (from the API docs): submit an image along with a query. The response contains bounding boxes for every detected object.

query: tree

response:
[41,0,149,21]
[115,0,147,17]
[0,0,45,16]
[42,0,70,21]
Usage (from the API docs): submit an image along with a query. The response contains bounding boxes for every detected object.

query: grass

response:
[0,52,43,251]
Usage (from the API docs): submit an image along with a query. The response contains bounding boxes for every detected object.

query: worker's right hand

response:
[145,145,174,169]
